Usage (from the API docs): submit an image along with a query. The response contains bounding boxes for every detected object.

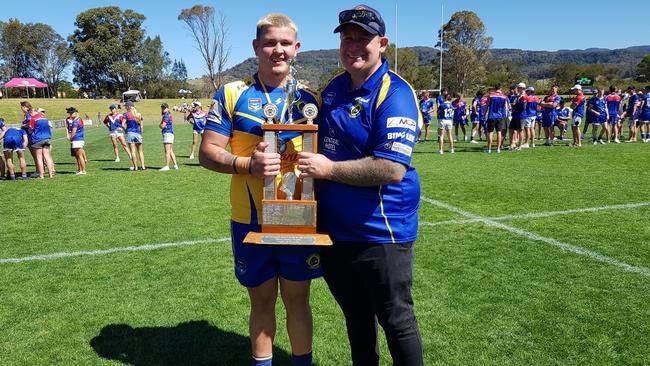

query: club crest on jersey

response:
[323,92,336,105]
[306,254,320,269]
[350,103,363,118]
[235,259,247,275]
[248,98,262,112]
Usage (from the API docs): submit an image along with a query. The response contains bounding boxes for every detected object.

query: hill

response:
[223,45,650,86]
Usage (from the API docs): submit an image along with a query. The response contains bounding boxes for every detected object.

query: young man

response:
[539,85,561,146]
[588,88,608,144]
[298,5,424,365]
[606,86,622,143]
[439,93,455,154]
[570,84,585,147]
[469,90,484,143]
[2,124,28,180]
[199,13,321,366]
[622,86,639,142]
[186,100,207,159]
[159,103,178,171]
[640,86,650,143]
[418,91,434,142]
[484,83,509,153]
[123,102,145,170]
[452,92,468,142]
[65,107,87,175]
[522,87,539,148]
[103,104,130,162]
[509,82,527,150]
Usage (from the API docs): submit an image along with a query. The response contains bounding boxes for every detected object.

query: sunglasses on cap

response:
[339,9,379,24]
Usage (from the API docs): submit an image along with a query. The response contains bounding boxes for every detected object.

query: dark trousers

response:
[321,242,423,366]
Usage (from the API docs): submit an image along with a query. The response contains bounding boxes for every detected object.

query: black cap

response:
[66,107,78,114]
[161,103,169,109]
[125,101,134,107]
[334,5,386,37]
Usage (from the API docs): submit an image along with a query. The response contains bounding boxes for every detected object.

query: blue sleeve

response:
[204,86,233,137]
[371,85,419,167]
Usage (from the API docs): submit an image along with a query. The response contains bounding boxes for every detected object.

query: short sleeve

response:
[371,85,419,167]
[205,85,233,137]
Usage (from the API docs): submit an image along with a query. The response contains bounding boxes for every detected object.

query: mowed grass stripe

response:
[421,196,650,279]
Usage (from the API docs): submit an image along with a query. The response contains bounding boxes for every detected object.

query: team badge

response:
[350,103,363,118]
[306,254,321,269]
[235,259,247,275]
[323,92,336,105]
[248,98,262,112]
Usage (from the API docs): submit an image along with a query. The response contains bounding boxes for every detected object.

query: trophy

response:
[244,62,332,246]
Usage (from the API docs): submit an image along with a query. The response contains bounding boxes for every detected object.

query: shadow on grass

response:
[90,320,293,365]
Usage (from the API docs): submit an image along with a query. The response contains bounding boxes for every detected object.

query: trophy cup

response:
[244,62,332,246]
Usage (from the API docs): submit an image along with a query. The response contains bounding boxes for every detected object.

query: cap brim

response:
[333,21,380,36]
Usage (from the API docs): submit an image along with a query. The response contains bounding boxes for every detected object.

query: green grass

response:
[1,116,650,365]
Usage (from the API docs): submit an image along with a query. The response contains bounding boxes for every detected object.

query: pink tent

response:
[3,78,49,98]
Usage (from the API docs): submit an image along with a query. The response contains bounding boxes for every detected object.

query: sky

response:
[2,0,649,80]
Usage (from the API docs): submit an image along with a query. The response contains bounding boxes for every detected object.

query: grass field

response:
[1,101,650,365]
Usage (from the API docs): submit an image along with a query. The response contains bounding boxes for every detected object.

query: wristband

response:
[232,156,252,175]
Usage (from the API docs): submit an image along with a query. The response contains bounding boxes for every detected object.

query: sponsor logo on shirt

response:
[386,117,417,132]
[323,92,336,105]
[391,141,413,157]
[387,131,416,142]
[323,136,339,152]
[248,98,262,112]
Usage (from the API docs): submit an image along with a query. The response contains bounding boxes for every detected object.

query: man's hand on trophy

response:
[297,152,333,180]
[250,142,281,177]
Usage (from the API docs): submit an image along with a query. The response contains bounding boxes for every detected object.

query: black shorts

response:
[30,139,51,149]
[509,118,523,131]
[487,118,508,132]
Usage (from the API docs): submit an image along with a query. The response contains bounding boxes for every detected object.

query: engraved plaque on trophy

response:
[243,101,332,246]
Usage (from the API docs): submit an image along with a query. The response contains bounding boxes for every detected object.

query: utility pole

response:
[438,3,444,91]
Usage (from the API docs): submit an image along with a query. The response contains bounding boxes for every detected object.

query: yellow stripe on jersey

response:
[223,81,248,120]
[376,73,392,110]
[234,111,265,125]
[378,185,395,244]
[391,71,424,130]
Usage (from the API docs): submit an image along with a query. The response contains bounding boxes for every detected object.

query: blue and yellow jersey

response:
[205,74,319,225]
[318,59,421,244]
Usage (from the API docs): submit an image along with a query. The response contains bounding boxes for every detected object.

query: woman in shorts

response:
[438,94,455,154]
[159,103,178,171]
[103,104,130,162]
[23,101,55,178]
[2,123,29,180]
[65,107,87,175]
[186,100,206,160]
[123,101,146,170]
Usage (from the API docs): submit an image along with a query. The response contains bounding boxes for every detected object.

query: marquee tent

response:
[2,78,49,98]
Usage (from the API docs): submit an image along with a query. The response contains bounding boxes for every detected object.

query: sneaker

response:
[129,166,138,171]
[438,150,444,155]
[454,138,458,143]
[115,157,120,162]
[30,172,41,178]
[484,149,492,154]
[173,165,179,170]
[189,154,195,160]
[463,136,467,142]
[599,139,605,145]
[521,143,529,149]
[593,140,598,145]
[7,175,16,181]
[470,140,478,144]
[531,143,536,148]
[496,148,501,153]
[450,149,455,154]
[75,171,86,175]
[159,166,170,171]
[614,138,620,143]
[21,175,28,180]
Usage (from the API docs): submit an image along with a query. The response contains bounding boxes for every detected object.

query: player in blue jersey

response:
[418,91,434,142]
[298,6,423,365]
[65,107,87,175]
[606,86,621,143]
[521,87,539,148]
[2,124,28,180]
[509,83,527,150]
[539,85,561,146]
[469,90,484,143]
[570,84,585,147]
[556,100,571,142]
[621,86,639,142]
[159,103,178,171]
[438,93,455,154]
[640,86,650,143]
[186,100,207,160]
[452,92,468,142]
[199,13,321,366]
[123,101,146,170]
[103,104,130,162]
[588,88,608,144]
[23,101,55,178]
[484,83,510,153]
[0,118,5,178]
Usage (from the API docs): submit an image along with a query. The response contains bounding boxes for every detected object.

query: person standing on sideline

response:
[556,100,572,142]
[65,107,87,175]
[159,103,178,171]
[570,84,585,147]
[123,101,146,170]
[418,91,434,142]
[588,88,608,144]
[186,100,207,160]
[484,83,509,153]
[0,118,6,178]
[438,93,455,154]
[103,104,130,162]
[2,124,28,180]
[24,101,55,178]
[639,86,650,143]
[469,90,484,143]
[521,87,538,148]
[298,5,424,365]
[452,92,468,142]
[199,13,322,366]
[509,82,527,150]
[606,86,622,143]
[622,86,639,142]
[436,88,448,141]
[539,85,561,146]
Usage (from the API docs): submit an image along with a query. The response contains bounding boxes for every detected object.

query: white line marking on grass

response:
[420,201,650,227]
[421,197,650,279]
[0,237,231,264]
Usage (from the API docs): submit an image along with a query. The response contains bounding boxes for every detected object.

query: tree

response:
[636,55,650,82]
[69,7,146,93]
[440,11,492,94]
[384,45,420,87]
[141,36,171,82]
[38,39,72,97]
[178,5,230,92]
[171,59,188,81]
